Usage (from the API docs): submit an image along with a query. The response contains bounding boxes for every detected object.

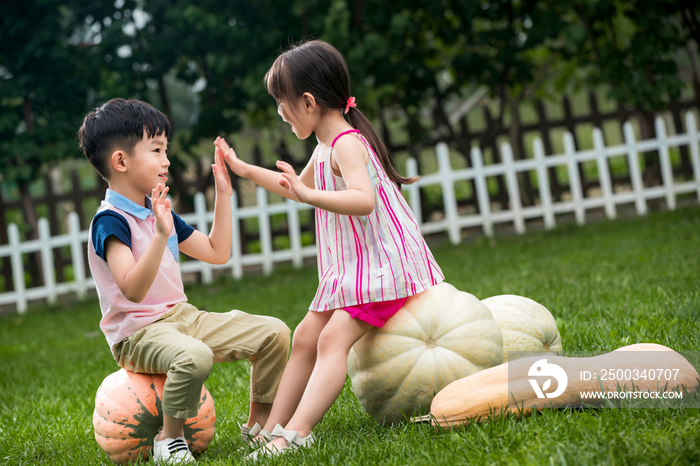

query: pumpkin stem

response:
[410,414,434,424]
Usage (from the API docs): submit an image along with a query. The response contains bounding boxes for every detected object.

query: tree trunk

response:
[20,97,44,287]
[18,181,44,287]
[638,109,660,189]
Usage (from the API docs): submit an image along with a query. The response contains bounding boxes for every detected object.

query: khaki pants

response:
[111,303,290,419]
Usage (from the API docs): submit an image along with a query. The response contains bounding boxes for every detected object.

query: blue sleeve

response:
[91,211,131,261]
[172,212,195,243]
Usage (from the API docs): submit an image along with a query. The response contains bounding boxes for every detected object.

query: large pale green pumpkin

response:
[481,294,563,362]
[347,282,503,425]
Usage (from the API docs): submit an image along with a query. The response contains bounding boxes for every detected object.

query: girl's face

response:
[277,95,317,140]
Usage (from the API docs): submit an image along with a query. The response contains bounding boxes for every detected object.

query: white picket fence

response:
[1,112,699,314]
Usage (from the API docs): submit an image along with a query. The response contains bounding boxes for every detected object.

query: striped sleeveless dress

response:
[309,130,444,322]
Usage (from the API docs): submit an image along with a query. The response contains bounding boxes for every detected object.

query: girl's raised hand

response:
[215,136,247,178]
[212,137,233,197]
[276,160,309,203]
[151,183,173,238]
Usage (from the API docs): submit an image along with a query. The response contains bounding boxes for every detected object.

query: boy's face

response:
[124,131,170,195]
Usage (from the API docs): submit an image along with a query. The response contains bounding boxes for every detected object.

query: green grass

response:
[1,206,700,465]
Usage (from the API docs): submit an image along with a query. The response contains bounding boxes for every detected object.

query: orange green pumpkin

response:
[93,369,216,464]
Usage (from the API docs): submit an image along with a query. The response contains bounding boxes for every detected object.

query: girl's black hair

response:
[78,98,171,180]
[265,40,416,186]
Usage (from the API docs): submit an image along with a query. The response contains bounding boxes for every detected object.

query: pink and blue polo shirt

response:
[88,189,194,348]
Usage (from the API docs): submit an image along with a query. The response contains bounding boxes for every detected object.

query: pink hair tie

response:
[344,96,357,114]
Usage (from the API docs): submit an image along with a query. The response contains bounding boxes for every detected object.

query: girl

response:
[215,39,444,458]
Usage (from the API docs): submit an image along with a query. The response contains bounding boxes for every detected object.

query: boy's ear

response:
[111,150,128,174]
[301,92,316,112]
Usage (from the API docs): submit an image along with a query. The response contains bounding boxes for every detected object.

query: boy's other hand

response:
[151,184,173,238]
[213,137,234,197]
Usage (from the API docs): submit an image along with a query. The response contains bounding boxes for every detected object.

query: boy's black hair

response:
[78,98,171,180]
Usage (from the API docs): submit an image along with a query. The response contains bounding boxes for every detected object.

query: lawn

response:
[1,206,699,465]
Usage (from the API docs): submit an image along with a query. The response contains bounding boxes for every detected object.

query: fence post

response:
[194,192,213,284]
[405,158,422,225]
[287,199,303,268]
[471,146,493,236]
[68,212,87,300]
[533,138,555,230]
[9,224,27,314]
[38,218,57,305]
[257,187,274,275]
[593,128,616,220]
[501,143,525,234]
[685,112,700,203]
[655,116,676,210]
[623,122,648,215]
[230,192,243,279]
[436,143,461,244]
[564,132,585,225]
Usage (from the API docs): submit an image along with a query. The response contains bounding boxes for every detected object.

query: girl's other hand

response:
[212,137,234,197]
[277,160,309,203]
[215,136,248,178]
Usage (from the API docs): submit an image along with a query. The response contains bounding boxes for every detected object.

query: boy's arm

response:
[179,138,233,264]
[106,185,173,303]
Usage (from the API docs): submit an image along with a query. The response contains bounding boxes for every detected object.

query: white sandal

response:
[244,424,315,461]
[239,422,272,446]
[270,424,315,449]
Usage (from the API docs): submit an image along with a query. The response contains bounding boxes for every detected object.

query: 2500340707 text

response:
[580,368,681,381]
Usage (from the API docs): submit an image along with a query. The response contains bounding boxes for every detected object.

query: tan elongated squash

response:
[481,295,563,362]
[347,282,503,425]
[421,343,699,429]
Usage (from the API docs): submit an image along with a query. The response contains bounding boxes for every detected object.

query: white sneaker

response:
[153,435,195,464]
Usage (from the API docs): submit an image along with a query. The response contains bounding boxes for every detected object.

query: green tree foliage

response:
[0,1,97,182]
[326,1,572,156]
[2,0,698,203]
[0,0,104,232]
[549,0,686,111]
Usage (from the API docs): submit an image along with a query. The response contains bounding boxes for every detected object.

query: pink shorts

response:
[344,297,408,328]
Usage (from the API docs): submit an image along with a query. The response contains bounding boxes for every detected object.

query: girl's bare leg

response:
[260,311,333,433]
[269,310,371,447]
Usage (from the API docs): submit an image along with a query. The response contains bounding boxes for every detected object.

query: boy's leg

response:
[184,306,291,427]
[113,304,215,434]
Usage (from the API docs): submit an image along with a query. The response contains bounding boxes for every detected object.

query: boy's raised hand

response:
[215,136,247,178]
[213,137,233,197]
[151,184,173,238]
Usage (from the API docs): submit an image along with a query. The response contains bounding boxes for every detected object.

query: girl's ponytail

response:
[346,106,418,187]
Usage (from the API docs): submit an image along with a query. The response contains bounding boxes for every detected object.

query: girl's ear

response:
[111,150,128,174]
[301,92,317,112]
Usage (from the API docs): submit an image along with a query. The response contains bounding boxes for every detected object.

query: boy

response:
[78,98,290,464]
